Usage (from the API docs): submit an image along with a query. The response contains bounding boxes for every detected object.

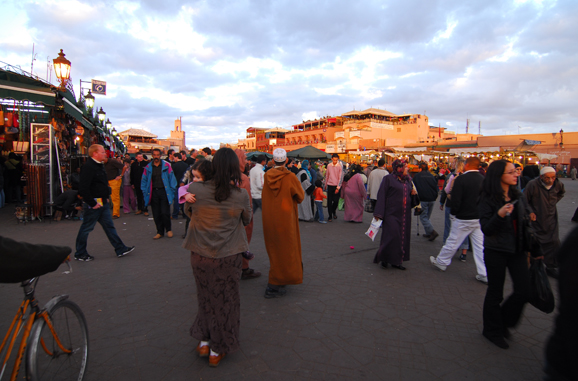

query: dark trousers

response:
[75,202,127,257]
[151,188,171,235]
[572,207,578,222]
[135,187,147,212]
[482,248,530,339]
[327,185,339,218]
[172,193,180,219]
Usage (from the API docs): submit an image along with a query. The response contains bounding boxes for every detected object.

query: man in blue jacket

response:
[141,149,177,239]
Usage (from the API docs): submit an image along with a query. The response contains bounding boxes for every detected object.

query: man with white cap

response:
[524,166,565,277]
[261,148,305,298]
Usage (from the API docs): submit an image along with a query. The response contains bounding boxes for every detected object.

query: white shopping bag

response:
[365,217,382,241]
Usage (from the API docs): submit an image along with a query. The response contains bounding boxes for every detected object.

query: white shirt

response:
[249,163,265,199]
[367,167,389,200]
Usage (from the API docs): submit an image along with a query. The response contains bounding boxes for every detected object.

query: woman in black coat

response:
[478,160,532,349]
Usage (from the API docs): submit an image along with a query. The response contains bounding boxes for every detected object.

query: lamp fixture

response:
[105,118,112,130]
[97,107,106,123]
[84,90,95,109]
[53,49,71,90]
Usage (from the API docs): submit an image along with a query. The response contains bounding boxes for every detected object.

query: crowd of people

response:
[3,143,576,377]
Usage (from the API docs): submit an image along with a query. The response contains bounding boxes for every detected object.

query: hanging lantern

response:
[97,107,106,123]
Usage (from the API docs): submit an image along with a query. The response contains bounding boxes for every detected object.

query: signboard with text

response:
[91,80,107,95]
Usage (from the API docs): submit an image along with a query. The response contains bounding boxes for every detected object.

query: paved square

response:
[1,178,576,380]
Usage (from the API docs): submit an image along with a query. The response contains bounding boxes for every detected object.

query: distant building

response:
[118,128,168,154]
[238,127,266,152]
[160,117,186,152]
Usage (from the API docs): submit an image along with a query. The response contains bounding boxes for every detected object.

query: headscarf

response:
[392,159,410,182]
[301,160,311,180]
[344,164,361,182]
[235,149,246,173]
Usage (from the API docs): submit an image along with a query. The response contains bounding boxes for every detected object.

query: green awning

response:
[61,95,94,130]
[0,79,56,105]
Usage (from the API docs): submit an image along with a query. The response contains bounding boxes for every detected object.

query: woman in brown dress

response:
[182,147,252,367]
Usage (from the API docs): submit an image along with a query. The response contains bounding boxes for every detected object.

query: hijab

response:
[301,160,312,180]
[392,159,410,182]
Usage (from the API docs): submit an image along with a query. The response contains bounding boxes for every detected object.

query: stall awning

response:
[0,80,55,105]
[62,96,94,130]
[390,146,428,153]
[449,147,501,155]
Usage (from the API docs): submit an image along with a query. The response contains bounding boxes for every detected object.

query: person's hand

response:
[75,206,83,211]
[440,204,444,211]
[185,193,196,203]
[132,185,135,189]
[115,176,121,180]
[411,189,417,196]
[335,188,340,194]
[530,212,536,222]
[179,182,185,187]
[498,203,514,218]
[374,217,381,221]
[93,203,102,209]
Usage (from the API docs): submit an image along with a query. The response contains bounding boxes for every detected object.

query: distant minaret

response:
[466,119,469,134]
[171,117,186,150]
[478,121,481,135]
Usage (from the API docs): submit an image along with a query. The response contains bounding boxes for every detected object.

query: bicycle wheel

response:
[26,299,89,380]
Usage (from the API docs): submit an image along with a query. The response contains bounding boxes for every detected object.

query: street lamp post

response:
[97,107,106,124]
[53,49,71,91]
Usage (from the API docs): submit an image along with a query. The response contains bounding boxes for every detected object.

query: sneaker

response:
[476,275,488,284]
[144,212,149,216]
[319,220,327,224]
[74,254,94,262]
[430,256,447,271]
[264,287,287,299]
[459,254,467,262]
[118,246,135,257]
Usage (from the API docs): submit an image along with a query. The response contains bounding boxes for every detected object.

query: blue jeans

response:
[0,189,4,208]
[419,201,435,235]
[172,193,180,219]
[75,203,128,257]
[252,198,262,213]
[314,201,325,222]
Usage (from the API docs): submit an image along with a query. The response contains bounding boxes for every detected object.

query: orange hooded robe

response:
[262,166,305,285]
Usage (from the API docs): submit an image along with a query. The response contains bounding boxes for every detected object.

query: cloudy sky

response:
[1,0,576,148]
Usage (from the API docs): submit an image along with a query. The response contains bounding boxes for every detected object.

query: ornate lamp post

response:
[97,107,106,124]
[84,90,95,109]
[53,49,71,90]
[560,129,564,149]
[105,118,112,131]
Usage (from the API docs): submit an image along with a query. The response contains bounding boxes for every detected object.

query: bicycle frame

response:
[0,279,71,381]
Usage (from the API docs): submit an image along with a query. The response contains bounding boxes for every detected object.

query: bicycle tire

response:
[25,299,89,381]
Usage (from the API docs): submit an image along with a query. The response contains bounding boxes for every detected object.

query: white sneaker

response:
[430,256,447,271]
[476,275,488,284]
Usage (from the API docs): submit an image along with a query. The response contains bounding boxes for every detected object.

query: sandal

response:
[241,268,261,280]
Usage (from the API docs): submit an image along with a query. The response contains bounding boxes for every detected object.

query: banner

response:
[92,80,107,95]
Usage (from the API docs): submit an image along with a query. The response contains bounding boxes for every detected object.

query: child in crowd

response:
[179,160,214,238]
[313,179,327,224]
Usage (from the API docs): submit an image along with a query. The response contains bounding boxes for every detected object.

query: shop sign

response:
[334,131,345,139]
[349,131,362,138]
[92,80,107,95]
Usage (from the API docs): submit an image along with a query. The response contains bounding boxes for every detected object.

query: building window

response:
[397,128,401,132]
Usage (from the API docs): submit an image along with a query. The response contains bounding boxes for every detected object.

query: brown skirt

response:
[190,252,242,354]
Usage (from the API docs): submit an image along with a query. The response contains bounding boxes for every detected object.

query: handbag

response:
[523,218,543,257]
[364,198,374,213]
[528,258,555,314]
[410,181,421,209]
[338,198,345,211]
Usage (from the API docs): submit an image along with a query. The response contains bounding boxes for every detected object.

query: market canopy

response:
[286,145,331,159]
[390,146,428,153]
[449,147,501,155]
[245,151,273,161]
[60,90,94,130]
[0,68,55,106]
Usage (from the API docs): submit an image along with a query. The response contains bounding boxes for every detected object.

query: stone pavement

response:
[1,178,577,380]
